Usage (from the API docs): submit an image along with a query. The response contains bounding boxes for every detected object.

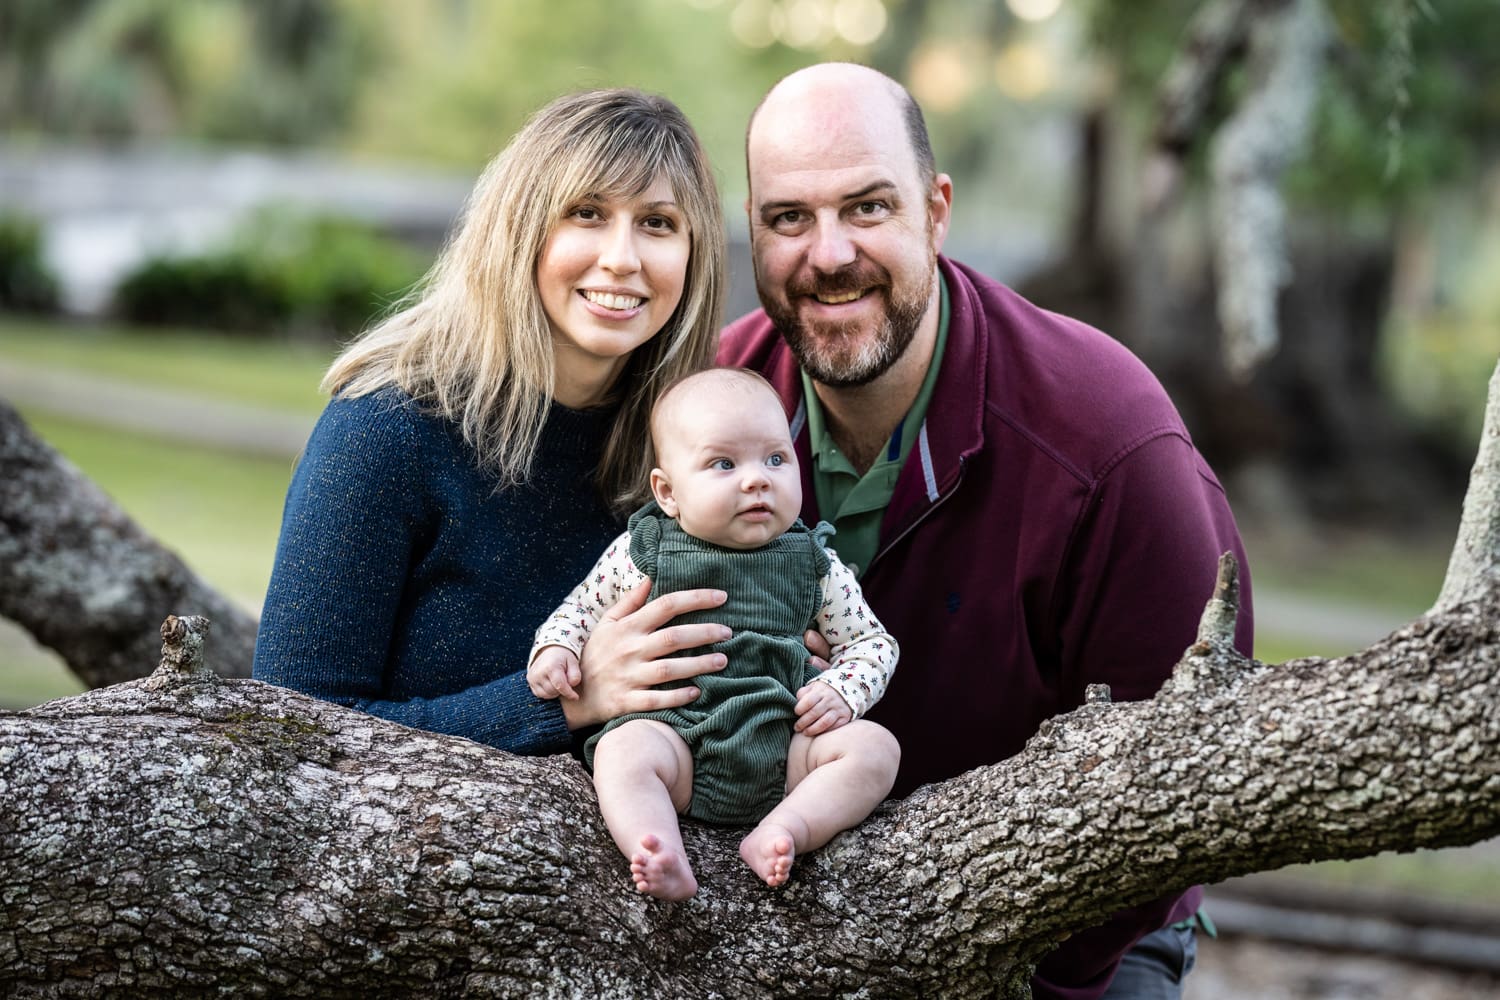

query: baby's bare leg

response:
[739,720,900,887]
[592,719,697,901]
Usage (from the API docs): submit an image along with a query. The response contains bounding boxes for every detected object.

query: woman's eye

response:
[571,206,601,222]
[642,215,676,232]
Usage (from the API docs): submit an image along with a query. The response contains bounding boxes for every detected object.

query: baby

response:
[529,367,900,900]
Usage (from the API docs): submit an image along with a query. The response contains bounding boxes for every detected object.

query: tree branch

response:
[0,398,257,687]
[4,562,1497,997]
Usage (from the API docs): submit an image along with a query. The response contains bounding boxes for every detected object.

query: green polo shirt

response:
[801,276,949,578]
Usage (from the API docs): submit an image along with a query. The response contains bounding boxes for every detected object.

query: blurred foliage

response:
[1384,311,1499,451]
[0,0,377,144]
[113,209,423,339]
[1084,0,1500,214]
[0,0,1074,201]
[4,0,1495,206]
[334,0,807,184]
[4,0,1496,447]
[0,214,60,312]
[1382,189,1500,451]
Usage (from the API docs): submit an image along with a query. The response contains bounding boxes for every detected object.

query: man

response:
[718,62,1254,1000]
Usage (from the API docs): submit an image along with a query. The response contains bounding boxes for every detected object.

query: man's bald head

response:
[746,62,935,192]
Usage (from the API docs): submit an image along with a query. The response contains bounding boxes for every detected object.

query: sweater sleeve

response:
[806,551,899,717]
[252,393,573,756]
[529,531,640,662]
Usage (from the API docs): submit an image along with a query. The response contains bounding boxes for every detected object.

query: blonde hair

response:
[324,89,725,512]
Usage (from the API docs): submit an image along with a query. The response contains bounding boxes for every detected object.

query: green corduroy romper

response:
[584,501,832,825]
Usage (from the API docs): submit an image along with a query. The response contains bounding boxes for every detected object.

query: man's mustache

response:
[786,261,890,299]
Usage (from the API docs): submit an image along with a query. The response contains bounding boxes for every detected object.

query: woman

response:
[253,89,730,752]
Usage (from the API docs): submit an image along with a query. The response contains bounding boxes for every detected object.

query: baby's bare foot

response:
[739,822,796,887]
[630,834,698,901]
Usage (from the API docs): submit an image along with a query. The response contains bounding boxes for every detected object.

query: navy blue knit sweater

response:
[252,386,623,754]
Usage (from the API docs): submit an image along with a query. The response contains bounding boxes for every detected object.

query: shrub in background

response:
[273,214,426,337]
[0,213,61,313]
[114,252,290,332]
[114,208,425,340]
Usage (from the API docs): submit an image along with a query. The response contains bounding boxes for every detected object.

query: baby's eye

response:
[767,453,786,467]
[711,458,735,471]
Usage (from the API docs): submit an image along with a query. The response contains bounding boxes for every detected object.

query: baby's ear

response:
[649,468,679,517]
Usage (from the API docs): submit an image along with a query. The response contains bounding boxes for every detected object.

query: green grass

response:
[1271,846,1500,908]
[0,316,333,415]
[0,619,85,710]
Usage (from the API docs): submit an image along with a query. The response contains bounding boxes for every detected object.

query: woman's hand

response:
[560,578,729,730]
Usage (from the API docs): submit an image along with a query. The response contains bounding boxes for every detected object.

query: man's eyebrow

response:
[844,180,900,201]
[756,180,901,219]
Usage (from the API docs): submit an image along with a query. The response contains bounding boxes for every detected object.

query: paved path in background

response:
[0,358,314,458]
[0,358,1423,651]
[1251,588,1418,653]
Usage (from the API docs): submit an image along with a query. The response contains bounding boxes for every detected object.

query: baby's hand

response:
[528,646,582,701]
[794,680,852,736]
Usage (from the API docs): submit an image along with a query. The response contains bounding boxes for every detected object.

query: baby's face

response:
[651,380,802,549]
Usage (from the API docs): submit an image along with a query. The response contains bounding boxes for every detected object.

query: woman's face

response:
[538,174,692,407]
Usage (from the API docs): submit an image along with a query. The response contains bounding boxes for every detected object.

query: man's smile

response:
[814,289,866,305]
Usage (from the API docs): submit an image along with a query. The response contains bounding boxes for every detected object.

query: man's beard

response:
[756,255,933,389]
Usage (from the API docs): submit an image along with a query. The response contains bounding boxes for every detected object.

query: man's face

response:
[747,90,948,388]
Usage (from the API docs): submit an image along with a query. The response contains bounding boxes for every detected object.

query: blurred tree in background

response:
[1050,0,1500,525]
[0,0,376,143]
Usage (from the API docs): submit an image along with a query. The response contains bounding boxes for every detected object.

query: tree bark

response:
[3,362,1498,998]
[0,398,258,687]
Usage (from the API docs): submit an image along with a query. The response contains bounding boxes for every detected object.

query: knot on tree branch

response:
[1432,359,1500,614]
[1163,553,1249,695]
[144,614,217,691]
[1195,551,1241,649]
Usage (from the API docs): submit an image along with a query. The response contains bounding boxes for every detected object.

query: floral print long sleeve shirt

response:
[531,531,897,718]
